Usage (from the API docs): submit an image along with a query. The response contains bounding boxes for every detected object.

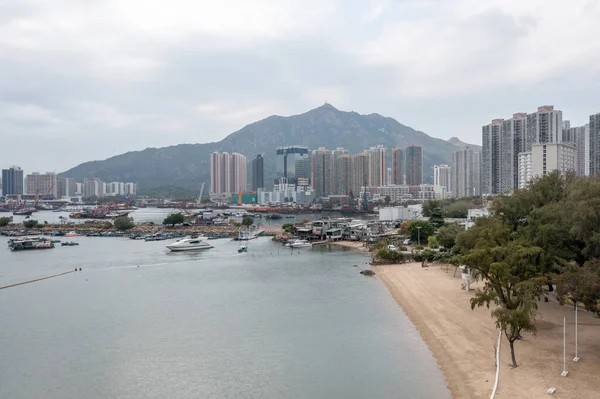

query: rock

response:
[360,270,376,276]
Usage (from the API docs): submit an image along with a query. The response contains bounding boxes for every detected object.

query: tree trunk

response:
[509,340,518,368]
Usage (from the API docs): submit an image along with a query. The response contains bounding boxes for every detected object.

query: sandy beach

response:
[375,262,600,399]
[328,240,369,251]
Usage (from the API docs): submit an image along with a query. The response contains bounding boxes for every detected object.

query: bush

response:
[281,223,295,233]
[421,249,437,262]
[0,216,12,226]
[375,240,391,251]
[163,213,185,226]
[23,220,38,228]
[428,235,439,248]
[114,216,135,231]
[399,246,408,251]
[415,245,424,250]
[376,249,404,263]
[102,221,113,229]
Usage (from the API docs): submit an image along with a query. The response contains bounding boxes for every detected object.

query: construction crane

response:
[35,182,56,206]
[197,183,205,204]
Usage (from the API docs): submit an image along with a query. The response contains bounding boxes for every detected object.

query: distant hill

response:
[60,104,469,192]
[447,136,481,149]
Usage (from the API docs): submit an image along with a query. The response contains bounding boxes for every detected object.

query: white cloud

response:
[0,0,599,172]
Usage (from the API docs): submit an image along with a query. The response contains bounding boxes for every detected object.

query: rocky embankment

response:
[0,224,282,237]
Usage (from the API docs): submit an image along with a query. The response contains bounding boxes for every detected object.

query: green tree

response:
[23,219,39,228]
[429,208,445,228]
[409,221,435,245]
[462,220,545,368]
[241,216,254,227]
[114,216,135,230]
[556,260,600,315]
[163,213,185,226]
[0,216,12,226]
[444,200,469,218]
[422,200,440,217]
[427,235,438,248]
[281,223,295,233]
[436,223,463,250]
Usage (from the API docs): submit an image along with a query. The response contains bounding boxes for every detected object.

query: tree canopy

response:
[114,216,135,230]
[163,213,185,226]
[408,221,435,245]
[241,216,254,227]
[454,171,600,368]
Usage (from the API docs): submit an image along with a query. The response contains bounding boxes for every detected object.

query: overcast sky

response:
[1,0,600,173]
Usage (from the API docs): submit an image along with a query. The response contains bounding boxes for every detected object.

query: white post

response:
[561,316,568,376]
[574,305,580,362]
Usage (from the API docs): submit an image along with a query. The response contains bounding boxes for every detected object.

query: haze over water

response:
[0,236,449,399]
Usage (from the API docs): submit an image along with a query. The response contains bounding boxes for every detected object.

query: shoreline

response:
[375,262,600,399]
[327,240,369,252]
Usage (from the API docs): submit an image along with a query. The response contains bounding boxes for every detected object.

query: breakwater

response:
[0,224,283,237]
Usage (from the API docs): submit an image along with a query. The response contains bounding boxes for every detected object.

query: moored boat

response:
[61,241,79,246]
[13,207,36,216]
[8,237,54,251]
[286,239,313,248]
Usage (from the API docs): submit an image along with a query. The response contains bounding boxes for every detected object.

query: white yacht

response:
[287,239,313,248]
[166,237,213,252]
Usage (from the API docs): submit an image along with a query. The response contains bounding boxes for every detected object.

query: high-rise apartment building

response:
[405,145,423,186]
[525,105,563,150]
[311,147,333,198]
[251,155,264,191]
[482,119,503,195]
[331,147,349,194]
[210,152,247,195]
[391,147,404,185]
[351,153,369,195]
[335,154,353,195]
[366,145,387,187]
[433,165,451,194]
[452,147,481,198]
[83,178,104,198]
[1,166,23,196]
[275,146,310,185]
[57,177,77,197]
[590,113,600,176]
[562,123,589,176]
[500,113,527,192]
[24,172,58,198]
[124,183,136,196]
[530,143,575,181]
[518,152,532,189]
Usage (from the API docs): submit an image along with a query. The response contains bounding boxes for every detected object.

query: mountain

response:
[447,136,481,149]
[60,104,467,192]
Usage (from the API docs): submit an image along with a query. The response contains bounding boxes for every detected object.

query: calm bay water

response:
[0,236,449,399]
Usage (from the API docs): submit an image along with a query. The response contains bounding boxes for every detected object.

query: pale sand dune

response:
[375,263,600,399]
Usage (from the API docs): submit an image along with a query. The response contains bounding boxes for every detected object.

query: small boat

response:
[13,208,36,216]
[166,237,213,252]
[51,239,62,244]
[61,241,79,246]
[283,215,295,219]
[65,231,78,237]
[287,239,313,248]
[238,245,248,253]
[8,237,54,251]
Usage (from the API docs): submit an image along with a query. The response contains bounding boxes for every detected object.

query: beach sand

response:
[328,241,369,251]
[375,263,600,399]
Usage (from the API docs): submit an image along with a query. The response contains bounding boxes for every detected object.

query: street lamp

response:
[416,226,422,246]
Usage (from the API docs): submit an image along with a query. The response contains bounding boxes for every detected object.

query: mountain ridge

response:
[60,104,470,191]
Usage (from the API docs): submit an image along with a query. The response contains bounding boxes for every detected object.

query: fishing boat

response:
[65,231,79,237]
[234,226,264,241]
[165,237,213,252]
[13,207,36,216]
[238,244,248,253]
[61,241,79,246]
[8,237,54,251]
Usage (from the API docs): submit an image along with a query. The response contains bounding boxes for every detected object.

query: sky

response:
[1,0,600,173]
